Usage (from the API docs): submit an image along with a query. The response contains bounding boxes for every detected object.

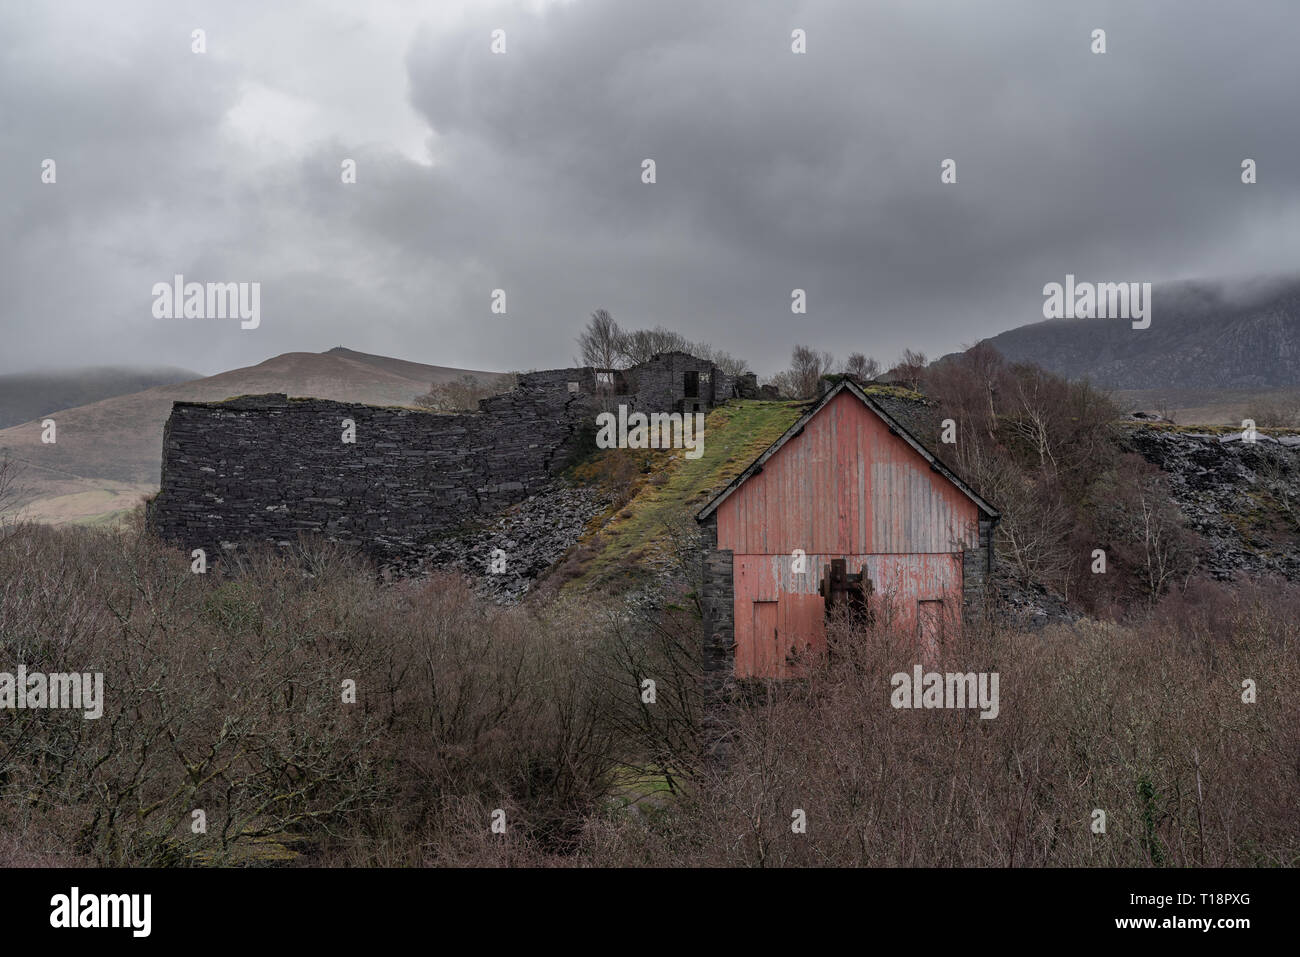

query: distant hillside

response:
[0,348,506,524]
[0,365,200,429]
[975,276,1300,390]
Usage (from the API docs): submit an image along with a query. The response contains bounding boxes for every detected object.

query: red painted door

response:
[752,601,779,678]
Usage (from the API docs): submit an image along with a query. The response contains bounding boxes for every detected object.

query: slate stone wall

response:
[961,517,997,627]
[697,513,736,690]
[148,382,595,562]
[622,352,727,413]
[148,352,740,564]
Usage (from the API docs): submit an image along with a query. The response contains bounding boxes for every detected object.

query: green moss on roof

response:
[861,384,927,402]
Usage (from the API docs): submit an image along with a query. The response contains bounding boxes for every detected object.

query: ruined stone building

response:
[148,352,752,563]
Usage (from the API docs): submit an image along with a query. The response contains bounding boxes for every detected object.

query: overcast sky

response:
[2,0,1298,379]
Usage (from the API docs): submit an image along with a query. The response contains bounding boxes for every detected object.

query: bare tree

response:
[765,371,795,397]
[844,352,881,382]
[415,373,516,412]
[1009,372,1057,471]
[618,326,690,366]
[964,341,1006,440]
[0,452,21,535]
[785,345,836,398]
[689,341,751,378]
[1154,396,1177,425]
[578,309,624,368]
[893,349,928,391]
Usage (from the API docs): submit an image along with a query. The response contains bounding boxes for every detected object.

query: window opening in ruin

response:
[683,370,700,397]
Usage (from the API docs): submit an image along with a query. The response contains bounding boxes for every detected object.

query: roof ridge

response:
[695,380,999,521]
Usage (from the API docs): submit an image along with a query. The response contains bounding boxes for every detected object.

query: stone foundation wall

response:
[697,513,736,689]
[961,517,997,627]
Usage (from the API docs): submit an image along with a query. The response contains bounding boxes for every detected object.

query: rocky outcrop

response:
[1122,426,1300,580]
[992,566,1082,628]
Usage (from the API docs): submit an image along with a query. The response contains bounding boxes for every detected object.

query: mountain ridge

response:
[964,275,1300,391]
[0,348,505,524]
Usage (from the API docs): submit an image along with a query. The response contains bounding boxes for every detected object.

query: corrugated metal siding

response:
[731,553,963,678]
[717,392,979,679]
[716,391,980,555]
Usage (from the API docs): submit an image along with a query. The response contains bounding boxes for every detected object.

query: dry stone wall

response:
[148,354,739,566]
[148,380,595,564]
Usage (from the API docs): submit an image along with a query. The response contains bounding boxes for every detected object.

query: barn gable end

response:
[696,381,998,681]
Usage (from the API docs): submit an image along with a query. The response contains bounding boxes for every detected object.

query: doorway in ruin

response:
[820,558,874,663]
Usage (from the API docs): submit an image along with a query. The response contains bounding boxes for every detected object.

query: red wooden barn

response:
[696,380,999,680]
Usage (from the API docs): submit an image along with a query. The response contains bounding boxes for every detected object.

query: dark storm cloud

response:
[2,0,1298,378]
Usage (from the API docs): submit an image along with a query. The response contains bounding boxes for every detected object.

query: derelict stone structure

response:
[148,353,740,563]
[620,351,737,414]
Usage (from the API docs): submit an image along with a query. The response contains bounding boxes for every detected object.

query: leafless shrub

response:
[415,373,516,412]
[4,523,1294,868]
[1252,394,1300,429]
[687,341,750,378]
[1256,452,1300,531]
[926,348,1155,607]
[0,527,620,865]
[579,583,1300,866]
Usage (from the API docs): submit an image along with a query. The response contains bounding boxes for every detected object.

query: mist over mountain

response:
[973,276,1300,390]
[0,365,200,429]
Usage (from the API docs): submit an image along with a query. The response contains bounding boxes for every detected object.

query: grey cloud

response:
[1,0,1298,379]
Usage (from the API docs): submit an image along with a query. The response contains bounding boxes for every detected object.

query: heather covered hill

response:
[0,348,505,524]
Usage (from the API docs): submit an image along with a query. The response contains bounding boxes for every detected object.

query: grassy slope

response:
[560,389,932,594]
[563,399,806,593]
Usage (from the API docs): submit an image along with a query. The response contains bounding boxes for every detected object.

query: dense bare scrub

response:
[1,521,1294,867]
[924,347,1203,608]
[579,583,1298,866]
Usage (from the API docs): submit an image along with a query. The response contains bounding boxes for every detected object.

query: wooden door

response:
[752,600,779,677]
